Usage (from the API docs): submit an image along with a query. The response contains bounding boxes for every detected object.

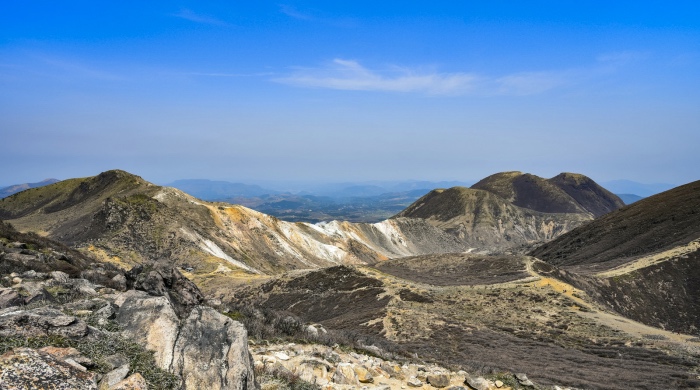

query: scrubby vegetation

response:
[0,333,179,390]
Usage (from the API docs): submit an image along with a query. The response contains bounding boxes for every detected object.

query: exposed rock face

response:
[0,307,88,338]
[126,259,204,318]
[111,373,148,390]
[173,306,256,390]
[115,290,256,390]
[115,290,180,370]
[395,186,592,252]
[0,347,97,389]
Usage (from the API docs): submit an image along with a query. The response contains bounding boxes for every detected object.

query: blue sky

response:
[1,1,699,186]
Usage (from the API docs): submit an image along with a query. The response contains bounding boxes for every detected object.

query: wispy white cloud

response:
[278,4,357,27]
[172,9,229,26]
[273,54,644,97]
[279,4,313,21]
[274,59,478,95]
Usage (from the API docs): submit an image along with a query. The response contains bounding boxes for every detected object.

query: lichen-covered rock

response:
[0,288,21,309]
[515,373,535,387]
[115,290,179,370]
[0,347,97,389]
[354,365,373,383]
[427,372,451,388]
[407,376,423,387]
[17,281,55,305]
[0,307,88,338]
[126,259,203,318]
[332,362,358,385]
[99,363,130,389]
[172,306,256,390]
[116,291,256,390]
[465,376,490,390]
[111,372,148,390]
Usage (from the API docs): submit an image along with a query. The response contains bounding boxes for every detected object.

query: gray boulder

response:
[0,287,21,309]
[115,290,180,370]
[465,376,490,390]
[427,372,450,388]
[126,259,204,318]
[115,290,257,390]
[0,347,97,389]
[0,307,88,338]
[172,306,257,390]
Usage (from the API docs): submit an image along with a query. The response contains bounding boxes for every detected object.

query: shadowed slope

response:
[549,173,624,217]
[530,180,700,269]
[395,186,591,251]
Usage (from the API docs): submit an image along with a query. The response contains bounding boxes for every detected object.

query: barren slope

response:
[395,186,590,252]
[0,170,467,279]
[530,180,700,333]
[227,256,700,390]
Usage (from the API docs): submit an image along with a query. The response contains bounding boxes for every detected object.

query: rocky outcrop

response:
[173,306,256,390]
[0,307,88,338]
[0,347,97,389]
[116,290,179,370]
[115,290,256,390]
[126,259,204,318]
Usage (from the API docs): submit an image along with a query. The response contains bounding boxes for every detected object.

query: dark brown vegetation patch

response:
[401,325,700,390]
[531,180,700,269]
[374,253,530,286]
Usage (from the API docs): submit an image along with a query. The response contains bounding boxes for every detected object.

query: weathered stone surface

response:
[274,351,290,361]
[111,274,128,291]
[465,376,490,390]
[126,259,204,318]
[104,354,130,371]
[99,363,130,390]
[495,379,504,388]
[18,281,55,305]
[332,362,358,385]
[407,376,423,387]
[51,271,70,283]
[111,372,148,390]
[115,290,179,370]
[0,347,97,389]
[38,346,92,368]
[0,287,21,309]
[380,361,404,379]
[0,307,88,338]
[354,365,374,383]
[515,373,534,387]
[172,306,256,390]
[427,372,451,388]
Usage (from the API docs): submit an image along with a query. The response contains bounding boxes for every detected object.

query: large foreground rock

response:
[173,306,256,390]
[116,290,256,390]
[116,290,179,369]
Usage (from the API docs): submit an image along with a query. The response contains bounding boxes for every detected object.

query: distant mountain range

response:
[0,178,59,199]
[0,169,625,278]
[601,179,675,197]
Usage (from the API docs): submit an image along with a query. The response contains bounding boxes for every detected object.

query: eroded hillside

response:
[0,171,467,282]
[227,255,700,390]
[531,180,700,334]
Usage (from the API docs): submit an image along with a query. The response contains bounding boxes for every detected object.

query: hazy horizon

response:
[2,2,699,185]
